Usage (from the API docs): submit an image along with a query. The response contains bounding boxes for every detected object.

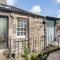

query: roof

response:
[0,4,44,17]
[46,16,60,20]
[0,4,60,20]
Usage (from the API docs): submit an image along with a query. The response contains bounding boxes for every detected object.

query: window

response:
[17,18,27,38]
[0,17,7,49]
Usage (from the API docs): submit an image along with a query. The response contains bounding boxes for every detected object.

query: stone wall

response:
[9,12,45,54]
[9,13,29,55]
[0,12,45,55]
[29,16,44,52]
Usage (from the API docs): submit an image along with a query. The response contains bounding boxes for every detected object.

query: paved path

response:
[0,53,7,60]
[47,50,60,60]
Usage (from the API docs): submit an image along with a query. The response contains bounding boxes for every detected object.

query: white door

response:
[0,17,7,52]
[45,20,55,45]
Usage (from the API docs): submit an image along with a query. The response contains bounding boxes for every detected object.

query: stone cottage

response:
[0,4,60,57]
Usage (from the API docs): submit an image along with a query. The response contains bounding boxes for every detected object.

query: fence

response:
[29,36,44,53]
[9,36,60,58]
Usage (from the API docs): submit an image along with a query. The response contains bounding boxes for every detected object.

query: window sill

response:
[16,36,27,38]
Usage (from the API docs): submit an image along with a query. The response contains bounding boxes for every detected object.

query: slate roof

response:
[0,4,44,17]
[0,4,60,20]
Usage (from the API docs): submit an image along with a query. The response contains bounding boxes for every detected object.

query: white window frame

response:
[16,18,27,38]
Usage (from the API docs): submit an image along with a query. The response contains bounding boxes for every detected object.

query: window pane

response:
[20,20,24,24]
[17,32,20,36]
[0,18,7,49]
[24,20,27,24]
[21,28,23,31]
[24,32,26,36]
[21,32,23,36]
[24,28,26,31]
[20,23,23,27]
[17,23,20,27]
[24,23,27,27]
[17,28,20,31]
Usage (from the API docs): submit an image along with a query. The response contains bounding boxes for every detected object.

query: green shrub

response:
[31,52,48,60]
[22,40,29,60]
[31,52,37,60]
[39,54,48,60]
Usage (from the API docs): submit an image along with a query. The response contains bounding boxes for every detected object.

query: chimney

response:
[0,0,6,5]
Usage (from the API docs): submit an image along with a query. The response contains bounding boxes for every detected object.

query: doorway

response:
[45,20,55,46]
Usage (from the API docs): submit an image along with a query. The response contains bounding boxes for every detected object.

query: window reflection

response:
[0,18,7,49]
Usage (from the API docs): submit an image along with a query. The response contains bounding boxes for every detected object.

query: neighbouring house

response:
[0,4,60,57]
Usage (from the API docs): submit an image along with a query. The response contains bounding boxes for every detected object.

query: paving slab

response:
[47,50,60,60]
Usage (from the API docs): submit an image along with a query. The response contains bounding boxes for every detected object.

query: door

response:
[0,17,7,51]
[45,20,55,45]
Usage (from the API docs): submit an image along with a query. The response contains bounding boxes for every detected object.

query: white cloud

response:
[6,0,15,6]
[57,10,60,18]
[30,5,41,14]
[58,14,60,18]
[54,0,60,3]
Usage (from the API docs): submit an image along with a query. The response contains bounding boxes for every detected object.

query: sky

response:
[6,0,60,18]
